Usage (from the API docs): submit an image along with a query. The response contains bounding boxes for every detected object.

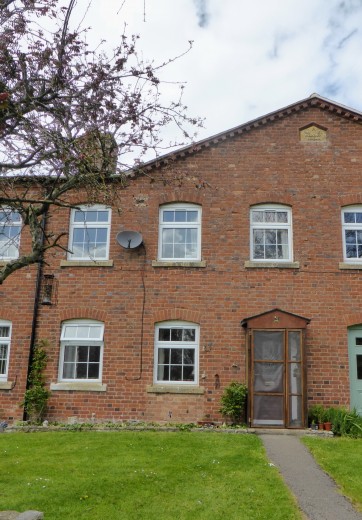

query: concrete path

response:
[259,433,362,520]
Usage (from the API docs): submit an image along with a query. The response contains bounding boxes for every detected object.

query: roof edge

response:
[134,94,362,174]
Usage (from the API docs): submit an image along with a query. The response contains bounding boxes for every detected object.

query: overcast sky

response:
[81,0,362,150]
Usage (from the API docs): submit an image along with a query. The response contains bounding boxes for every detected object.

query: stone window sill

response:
[50,382,107,392]
[0,381,14,390]
[60,260,113,268]
[152,260,206,268]
[147,385,205,394]
[339,262,362,270]
[244,261,300,269]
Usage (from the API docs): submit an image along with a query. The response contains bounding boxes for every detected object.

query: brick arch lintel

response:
[0,312,15,322]
[339,194,362,207]
[344,313,362,328]
[59,308,107,323]
[248,193,294,207]
[157,190,203,206]
[153,307,201,325]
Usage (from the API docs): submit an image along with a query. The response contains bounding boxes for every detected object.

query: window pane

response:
[357,355,362,380]
[254,331,284,360]
[174,228,186,244]
[265,230,276,244]
[253,230,264,245]
[62,363,75,379]
[171,329,183,342]
[289,363,302,393]
[63,345,75,362]
[265,245,277,258]
[345,230,356,243]
[163,211,174,222]
[186,211,198,222]
[77,346,88,362]
[183,349,195,364]
[254,362,284,392]
[76,363,88,379]
[171,349,182,364]
[265,211,276,223]
[344,212,355,223]
[174,211,187,222]
[356,213,362,224]
[170,366,182,380]
[89,346,100,362]
[158,329,170,341]
[288,331,301,361]
[276,211,288,223]
[183,366,194,381]
[174,244,186,258]
[162,243,173,258]
[97,211,109,222]
[252,210,264,223]
[254,245,264,259]
[183,329,195,342]
[0,327,10,338]
[74,210,87,222]
[157,365,169,381]
[158,348,170,363]
[88,364,100,379]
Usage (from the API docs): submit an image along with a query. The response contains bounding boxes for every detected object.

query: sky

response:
[80,0,362,151]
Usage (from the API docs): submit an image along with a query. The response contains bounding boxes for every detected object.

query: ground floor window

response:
[0,321,11,380]
[59,320,104,381]
[154,321,199,384]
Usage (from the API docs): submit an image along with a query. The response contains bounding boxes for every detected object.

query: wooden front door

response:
[250,329,304,428]
[348,327,362,416]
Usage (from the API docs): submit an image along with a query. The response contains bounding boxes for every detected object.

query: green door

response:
[348,328,362,415]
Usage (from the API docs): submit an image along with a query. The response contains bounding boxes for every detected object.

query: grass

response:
[302,436,362,512]
[0,431,303,519]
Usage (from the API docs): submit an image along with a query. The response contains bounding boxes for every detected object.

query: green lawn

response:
[302,437,362,512]
[0,431,302,519]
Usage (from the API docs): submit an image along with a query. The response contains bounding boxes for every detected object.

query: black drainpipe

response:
[23,210,47,420]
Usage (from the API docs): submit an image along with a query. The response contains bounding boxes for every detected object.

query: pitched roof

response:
[139,94,362,172]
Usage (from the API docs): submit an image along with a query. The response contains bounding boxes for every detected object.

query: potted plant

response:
[308,404,325,430]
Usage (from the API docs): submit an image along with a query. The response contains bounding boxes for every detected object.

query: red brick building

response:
[2,94,362,428]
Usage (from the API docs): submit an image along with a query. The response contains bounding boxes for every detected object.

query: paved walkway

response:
[259,433,362,520]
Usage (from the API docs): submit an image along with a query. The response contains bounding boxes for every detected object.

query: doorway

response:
[348,327,362,416]
[242,309,310,429]
[251,329,303,427]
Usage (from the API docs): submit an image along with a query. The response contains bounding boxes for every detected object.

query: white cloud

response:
[77,0,362,150]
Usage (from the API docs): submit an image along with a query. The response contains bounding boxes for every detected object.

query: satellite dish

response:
[116,230,143,249]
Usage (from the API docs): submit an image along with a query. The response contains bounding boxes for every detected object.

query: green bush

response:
[308,405,362,438]
[220,381,248,424]
[20,340,51,423]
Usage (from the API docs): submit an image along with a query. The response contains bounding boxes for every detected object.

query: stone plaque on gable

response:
[300,125,327,142]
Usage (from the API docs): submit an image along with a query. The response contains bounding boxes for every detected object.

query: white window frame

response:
[59,320,104,383]
[158,203,202,261]
[0,208,21,260]
[154,321,199,385]
[68,205,111,261]
[0,320,12,381]
[342,206,362,263]
[250,204,293,262]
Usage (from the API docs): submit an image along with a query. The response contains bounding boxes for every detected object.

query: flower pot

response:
[324,422,332,431]
[318,423,324,430]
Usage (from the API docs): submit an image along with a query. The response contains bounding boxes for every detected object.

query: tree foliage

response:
[0,0,201,283]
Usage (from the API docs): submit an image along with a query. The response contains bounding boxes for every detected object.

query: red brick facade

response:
[2,95,362,427]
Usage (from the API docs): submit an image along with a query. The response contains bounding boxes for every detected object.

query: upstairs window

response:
[158,204,201,261]
[0,209,21,260]
[154,321,199,384]
[0,321,11,380]
[342,206,362,262]
[68,206,111,261]
[59,320,104,381]
[250,205,293,262]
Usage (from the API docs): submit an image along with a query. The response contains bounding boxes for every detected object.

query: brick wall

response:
[2,102,362,424]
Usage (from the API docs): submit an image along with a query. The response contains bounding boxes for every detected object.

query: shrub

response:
[20,340,51,423]
[220,381,248,424]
